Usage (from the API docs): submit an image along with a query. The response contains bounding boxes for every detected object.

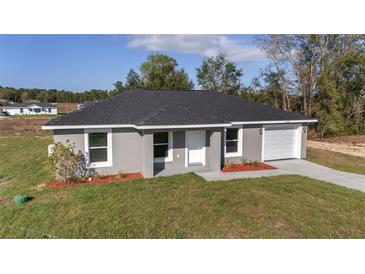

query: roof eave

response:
[231,119,317,125]
[42,119,317,130]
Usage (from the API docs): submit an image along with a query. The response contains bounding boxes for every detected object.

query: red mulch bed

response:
[48,173,143,188]
[222,163,275,172]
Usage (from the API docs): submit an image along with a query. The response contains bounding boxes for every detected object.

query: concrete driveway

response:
[196,159,365,193]
[269,159,365,192]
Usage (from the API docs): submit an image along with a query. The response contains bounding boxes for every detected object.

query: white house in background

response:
[77,101,98,111]
[3,102,58,115]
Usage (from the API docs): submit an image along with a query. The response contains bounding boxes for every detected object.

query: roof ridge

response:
[125,88,214,93]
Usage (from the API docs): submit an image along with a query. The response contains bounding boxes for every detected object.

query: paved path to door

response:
[196,159,365,192]
[196,169,293,181]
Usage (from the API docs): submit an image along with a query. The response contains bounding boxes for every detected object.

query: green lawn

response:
[307,147,365,175]
[1,135,365,238]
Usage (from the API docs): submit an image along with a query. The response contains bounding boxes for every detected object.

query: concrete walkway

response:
[196,159,365,192]
[196,169,293,181]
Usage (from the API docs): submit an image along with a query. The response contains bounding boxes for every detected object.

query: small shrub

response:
[224,161,234,169]
[47,140,88,183]
[117,170,125,179]
[252,160,260,167]
[96,173,106,179]
[240,157,247,165]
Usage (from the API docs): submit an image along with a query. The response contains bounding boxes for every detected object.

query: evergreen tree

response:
[125,69,143,89]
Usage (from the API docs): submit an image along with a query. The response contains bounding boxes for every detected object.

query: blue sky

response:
[0,35,270,92]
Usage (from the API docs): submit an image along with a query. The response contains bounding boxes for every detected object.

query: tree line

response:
[1,34,364,137]
[0,87,110,103]
[252,35,365,137]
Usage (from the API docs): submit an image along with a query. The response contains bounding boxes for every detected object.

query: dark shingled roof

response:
[45,89,314,126]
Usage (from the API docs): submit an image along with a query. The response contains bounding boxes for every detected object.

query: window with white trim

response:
[84,129,113,168]
[225,127,242,157]
[89,132,108,163]
[153,132,173,162]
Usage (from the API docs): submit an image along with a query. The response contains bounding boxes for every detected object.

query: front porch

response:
[154,163,210,177]
[142,128,223,178]
[196,168,293,181]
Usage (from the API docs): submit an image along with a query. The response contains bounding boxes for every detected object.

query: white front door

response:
[186,130,205,165]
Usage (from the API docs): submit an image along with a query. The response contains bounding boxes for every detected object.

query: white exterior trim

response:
[261,127,265,162]
[184,146,188,167]
[231,119,317,125]
[153,131,173,163]
[43,124,135,130]
[42,120,317,130]
[136,124,231,130]
[84,128,113,168]
[224,126,243,158]
[43,123,230,130]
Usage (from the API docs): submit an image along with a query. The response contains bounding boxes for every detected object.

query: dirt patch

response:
[310,135,365,144]
[0,178,9,188]
[307,140,365,158]
[57,103,77,113]
[0,117,52,135]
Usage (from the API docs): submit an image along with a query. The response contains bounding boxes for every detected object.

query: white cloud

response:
[126,35,265,62]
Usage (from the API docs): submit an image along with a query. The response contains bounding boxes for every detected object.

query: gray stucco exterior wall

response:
[103,128,143,175]
[54,128,144,176]
[172,131,186,168]
[142,131,154,178]
[54,129,85,153]
[52,123,308,178]
[222,125,263,164]
[206,128,223,171]
[300,125,308,158]
[242,126,263,162]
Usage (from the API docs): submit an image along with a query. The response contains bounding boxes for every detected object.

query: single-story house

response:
[4,102,58,115]
[42,89,317,178]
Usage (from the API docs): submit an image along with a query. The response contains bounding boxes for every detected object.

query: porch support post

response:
[208,128,222,171]
[142,130,154,178]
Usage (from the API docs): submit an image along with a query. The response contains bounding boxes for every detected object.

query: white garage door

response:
[264,125,300,161]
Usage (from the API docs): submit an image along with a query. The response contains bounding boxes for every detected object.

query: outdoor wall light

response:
[259,128,263,135]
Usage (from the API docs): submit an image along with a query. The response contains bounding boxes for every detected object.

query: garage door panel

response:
[264,127,299,161]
